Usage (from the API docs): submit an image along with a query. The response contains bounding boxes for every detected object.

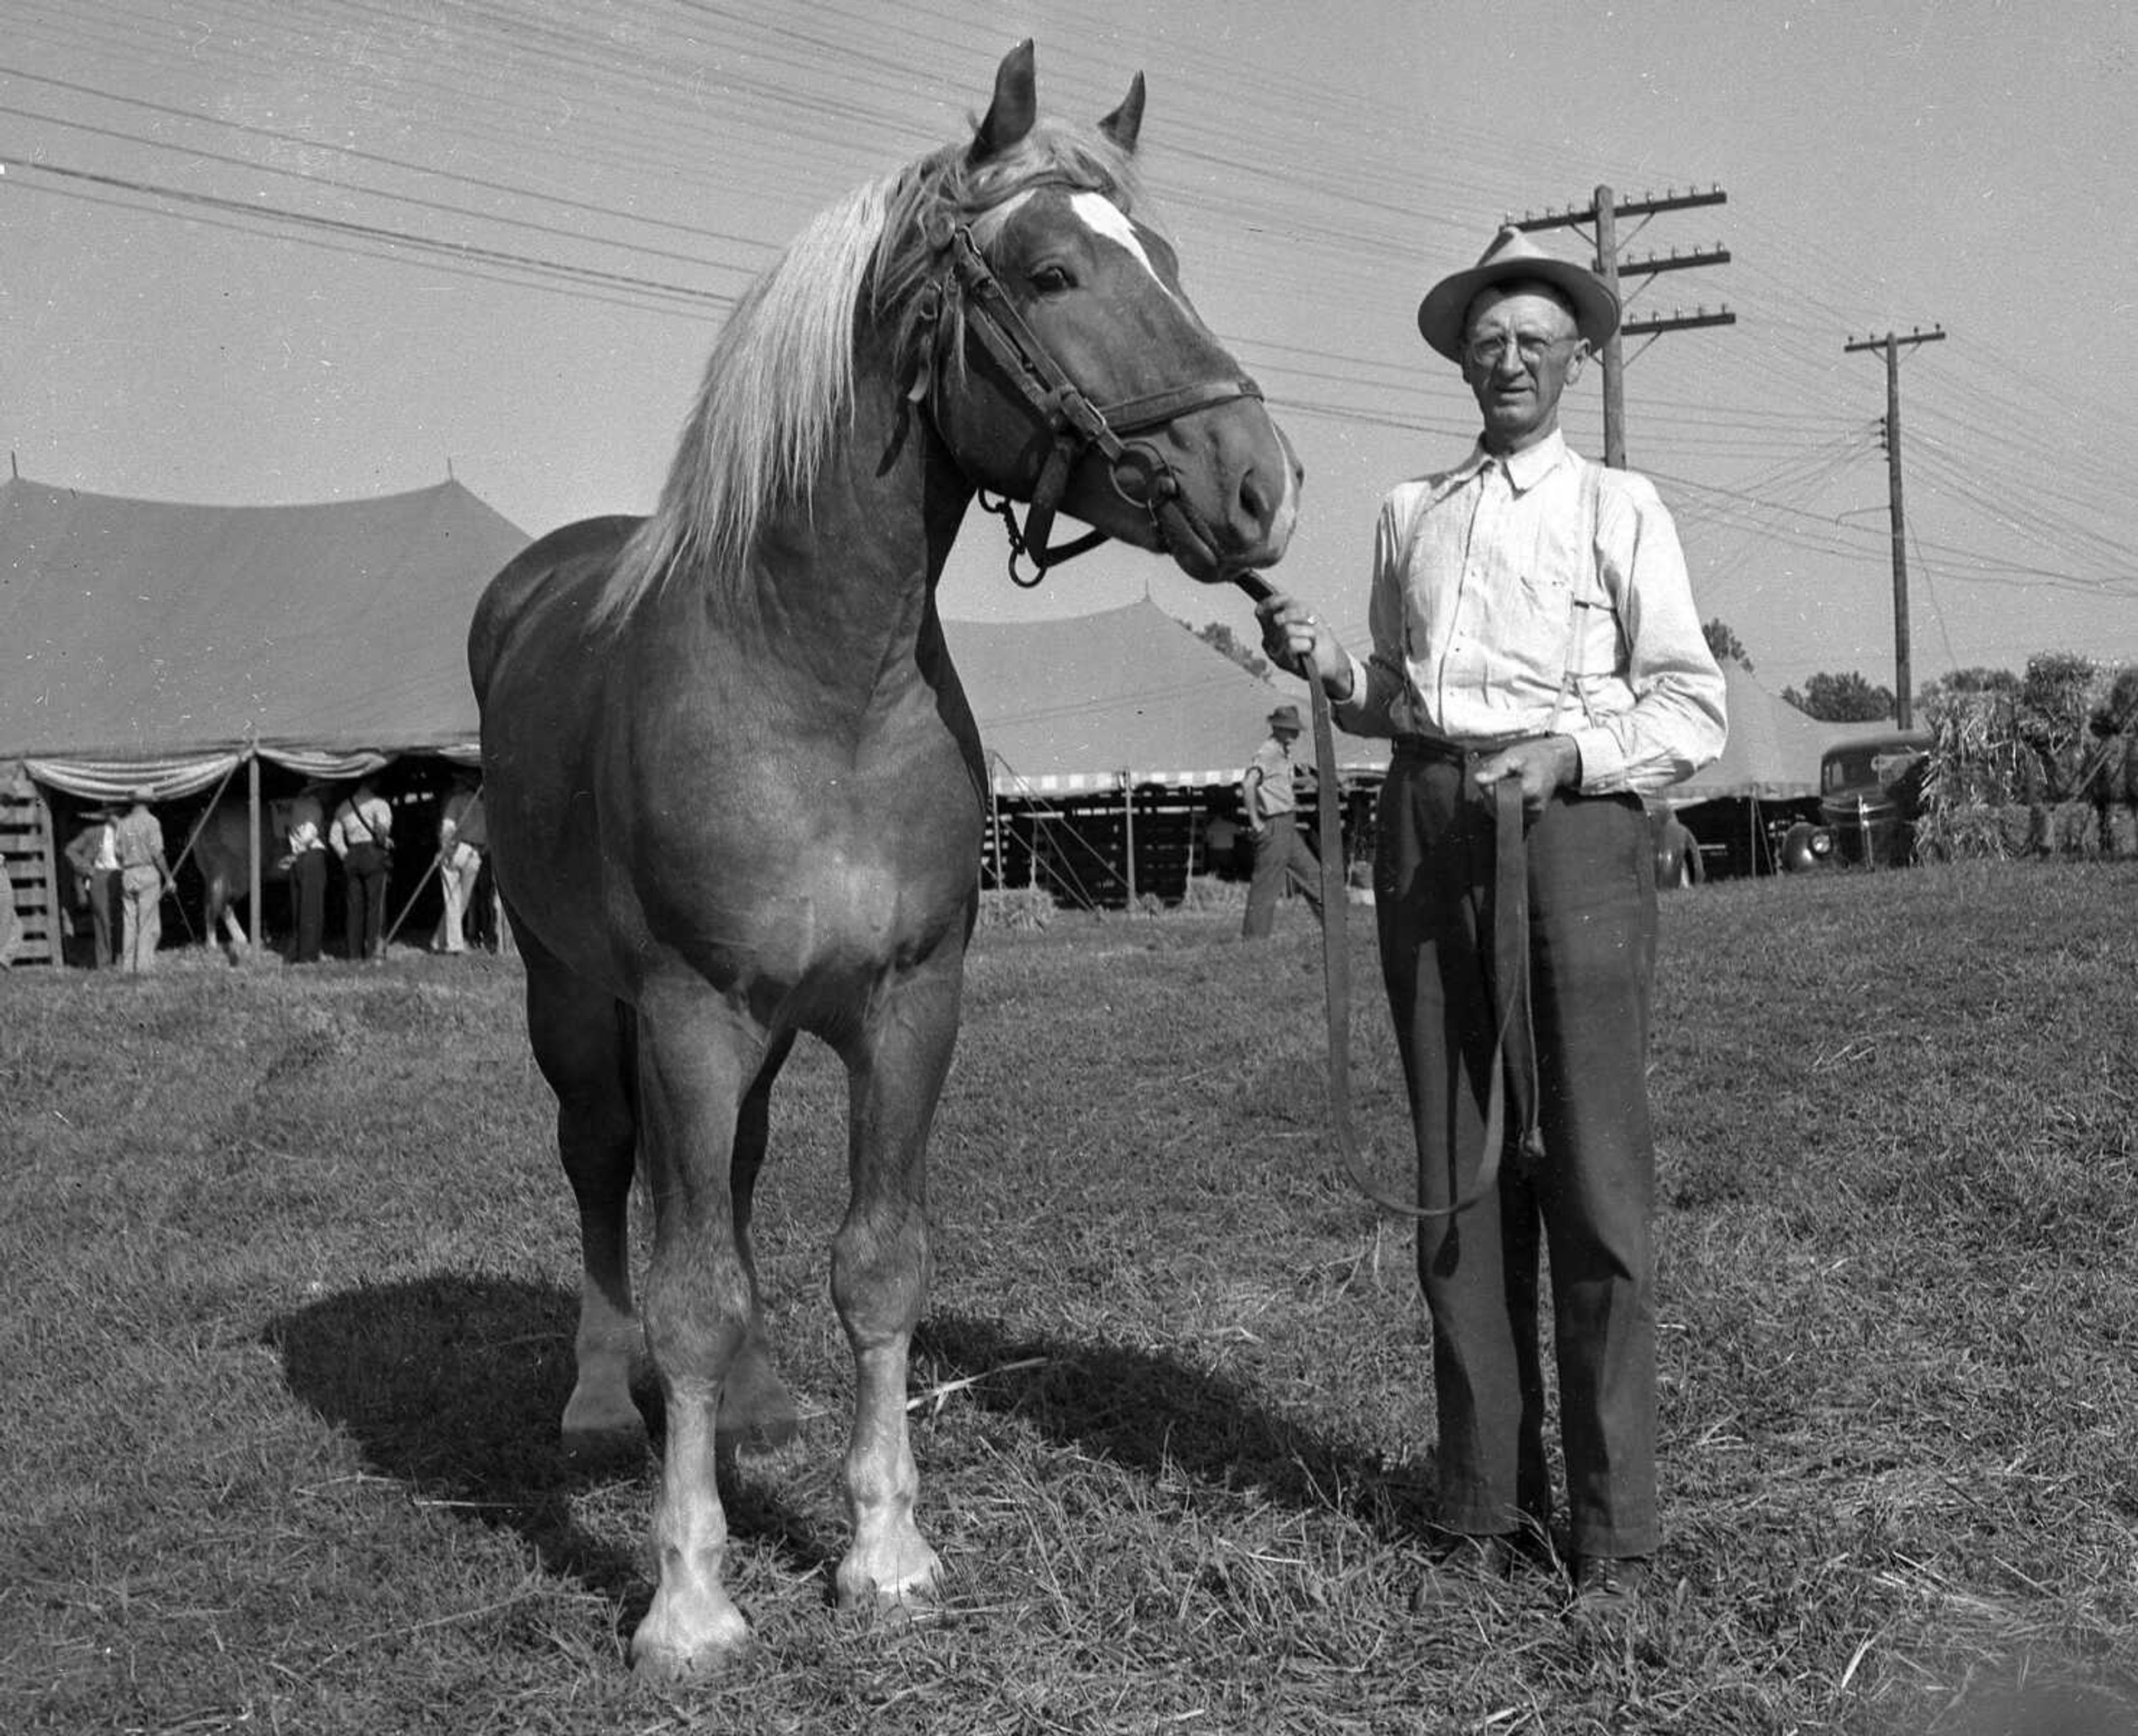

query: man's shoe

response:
[1568,1554,1649,1621]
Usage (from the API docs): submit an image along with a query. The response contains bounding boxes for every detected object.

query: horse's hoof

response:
[630,1601,749,1681]
[628,1636,741,1684]
[834,1543,943,1618]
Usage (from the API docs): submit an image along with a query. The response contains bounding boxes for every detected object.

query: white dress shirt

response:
[1335,430,1727,796]
[329,793,393,857]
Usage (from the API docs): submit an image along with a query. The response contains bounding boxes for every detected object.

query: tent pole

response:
[248,752,262,952]
[987,766,1002,892]
[1122,770,1137,910]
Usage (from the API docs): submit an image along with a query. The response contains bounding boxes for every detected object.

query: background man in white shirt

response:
[1255,228,1727,1620]
[1238,704,1324,940]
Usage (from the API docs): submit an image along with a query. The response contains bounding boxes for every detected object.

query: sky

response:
[3,0,2134,698]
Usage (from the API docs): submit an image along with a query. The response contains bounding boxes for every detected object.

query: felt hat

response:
[1267,704,1303,732]
[1416,225,1620,362]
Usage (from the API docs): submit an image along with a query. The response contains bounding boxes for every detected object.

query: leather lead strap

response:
[1297,671,1538,1220]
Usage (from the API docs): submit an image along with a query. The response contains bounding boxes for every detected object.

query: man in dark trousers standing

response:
[1238,703,1324,940]
[64,807,121,968]
[328,777,393,963]
[284,782,329,964]
[1254,227,1726,1620]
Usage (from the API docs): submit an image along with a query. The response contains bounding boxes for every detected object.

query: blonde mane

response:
[596,119,1143,623]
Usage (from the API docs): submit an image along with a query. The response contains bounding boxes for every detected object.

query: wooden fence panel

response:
[1,773,63,966]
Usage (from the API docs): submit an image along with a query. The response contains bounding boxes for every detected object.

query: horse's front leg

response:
[830,947,963,1614]
[630,993,768,1680]
[719,1028,801,1452]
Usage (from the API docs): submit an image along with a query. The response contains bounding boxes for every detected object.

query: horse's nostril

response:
[1238,464,1271,527]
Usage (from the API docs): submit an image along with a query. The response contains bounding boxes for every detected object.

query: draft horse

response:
[469,42,1298,1678]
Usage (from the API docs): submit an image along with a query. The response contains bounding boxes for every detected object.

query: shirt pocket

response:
[1567,594,1622,680]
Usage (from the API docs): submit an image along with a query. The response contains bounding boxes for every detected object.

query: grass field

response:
[3,862,2134,1735]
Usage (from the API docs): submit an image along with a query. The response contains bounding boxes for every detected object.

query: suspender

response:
[1548,458,1612,734]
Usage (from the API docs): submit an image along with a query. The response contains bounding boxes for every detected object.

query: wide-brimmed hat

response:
[1267,704,1304,732]
[1416,225,1620,362]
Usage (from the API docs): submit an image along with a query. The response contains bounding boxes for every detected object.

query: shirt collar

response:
[1464,428,1572,494]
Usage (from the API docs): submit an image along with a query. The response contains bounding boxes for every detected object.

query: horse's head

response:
[904,43,1300,585]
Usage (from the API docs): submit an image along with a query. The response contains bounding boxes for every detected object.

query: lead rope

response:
[1238,572,1536,1220]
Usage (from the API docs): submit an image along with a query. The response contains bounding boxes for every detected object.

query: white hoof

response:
[629,1598,749,1681]
[835,1541,943,1616]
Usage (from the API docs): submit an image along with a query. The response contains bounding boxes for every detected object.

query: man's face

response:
[1274,728,1299,752]
[1460,283,1583,453]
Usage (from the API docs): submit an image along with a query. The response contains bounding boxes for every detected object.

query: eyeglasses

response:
[1464,332,1580,370]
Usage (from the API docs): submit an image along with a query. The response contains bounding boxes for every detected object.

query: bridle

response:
[919,214,1265,587]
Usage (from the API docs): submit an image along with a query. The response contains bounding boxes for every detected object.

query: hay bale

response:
[977,887,1055,930]
[1180,875,1245,913]
[1921,654,2135,859]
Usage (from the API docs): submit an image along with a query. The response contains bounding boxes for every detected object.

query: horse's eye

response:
[1028,264,1075,295]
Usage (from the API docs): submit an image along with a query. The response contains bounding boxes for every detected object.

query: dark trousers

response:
[1375,753,1658,1560]
[342,847,387,961]
[85,869,118,967]
[1240,809,1325,938]
[288,850,327,963]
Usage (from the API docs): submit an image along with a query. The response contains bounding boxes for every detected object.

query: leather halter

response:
[926,218,1264,585]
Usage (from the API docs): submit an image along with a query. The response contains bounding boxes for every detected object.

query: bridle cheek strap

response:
[938,225,1262,582]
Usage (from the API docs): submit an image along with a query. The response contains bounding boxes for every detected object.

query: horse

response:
[193,798,292,953]
[468,42,1298,1679]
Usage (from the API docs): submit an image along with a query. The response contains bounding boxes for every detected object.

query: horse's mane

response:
[596,119,1144,623]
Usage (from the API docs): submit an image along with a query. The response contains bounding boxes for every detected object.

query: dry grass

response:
[2,864,2135,1734]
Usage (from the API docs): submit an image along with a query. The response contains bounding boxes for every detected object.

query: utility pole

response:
[1844,326,1945,729]
[1511,185,1734,467]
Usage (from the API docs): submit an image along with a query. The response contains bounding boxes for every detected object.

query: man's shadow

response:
[913,1311,1436,1540]
[265,1277,1435,1616]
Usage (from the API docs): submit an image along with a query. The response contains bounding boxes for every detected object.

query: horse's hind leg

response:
[523,955,645,1460]
[830,948,961,1614]
[718,1028,800,1453]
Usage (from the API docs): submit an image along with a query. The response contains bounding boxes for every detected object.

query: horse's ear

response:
[973,39,1038,160]
[1099,72,1145,154]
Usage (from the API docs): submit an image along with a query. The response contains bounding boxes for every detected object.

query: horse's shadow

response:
[264,1277,1435,1620]
[263,1274,737,1626]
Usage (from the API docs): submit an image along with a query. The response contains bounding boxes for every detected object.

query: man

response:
[1256,227,1727,1619]
[431,776,485,955]
[111,788,173,973]
[1239,703,1325,940]
[63,806,121,968]
[285,782,329,964]
[328,777,393,963]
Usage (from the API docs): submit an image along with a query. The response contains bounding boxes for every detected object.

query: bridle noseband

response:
[923,218,1264,586]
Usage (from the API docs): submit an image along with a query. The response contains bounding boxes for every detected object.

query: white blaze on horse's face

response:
[1065,190,1182,305]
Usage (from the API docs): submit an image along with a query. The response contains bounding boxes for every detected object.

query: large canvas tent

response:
[2,480,1369,948]
[1663,661,1835,802]
[944,598,1385,795]
[0,474,529,796]
[1,474,530,961]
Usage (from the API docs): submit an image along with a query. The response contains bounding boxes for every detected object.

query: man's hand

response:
[1253,590,1353,700]
[1473,736,1581,812]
